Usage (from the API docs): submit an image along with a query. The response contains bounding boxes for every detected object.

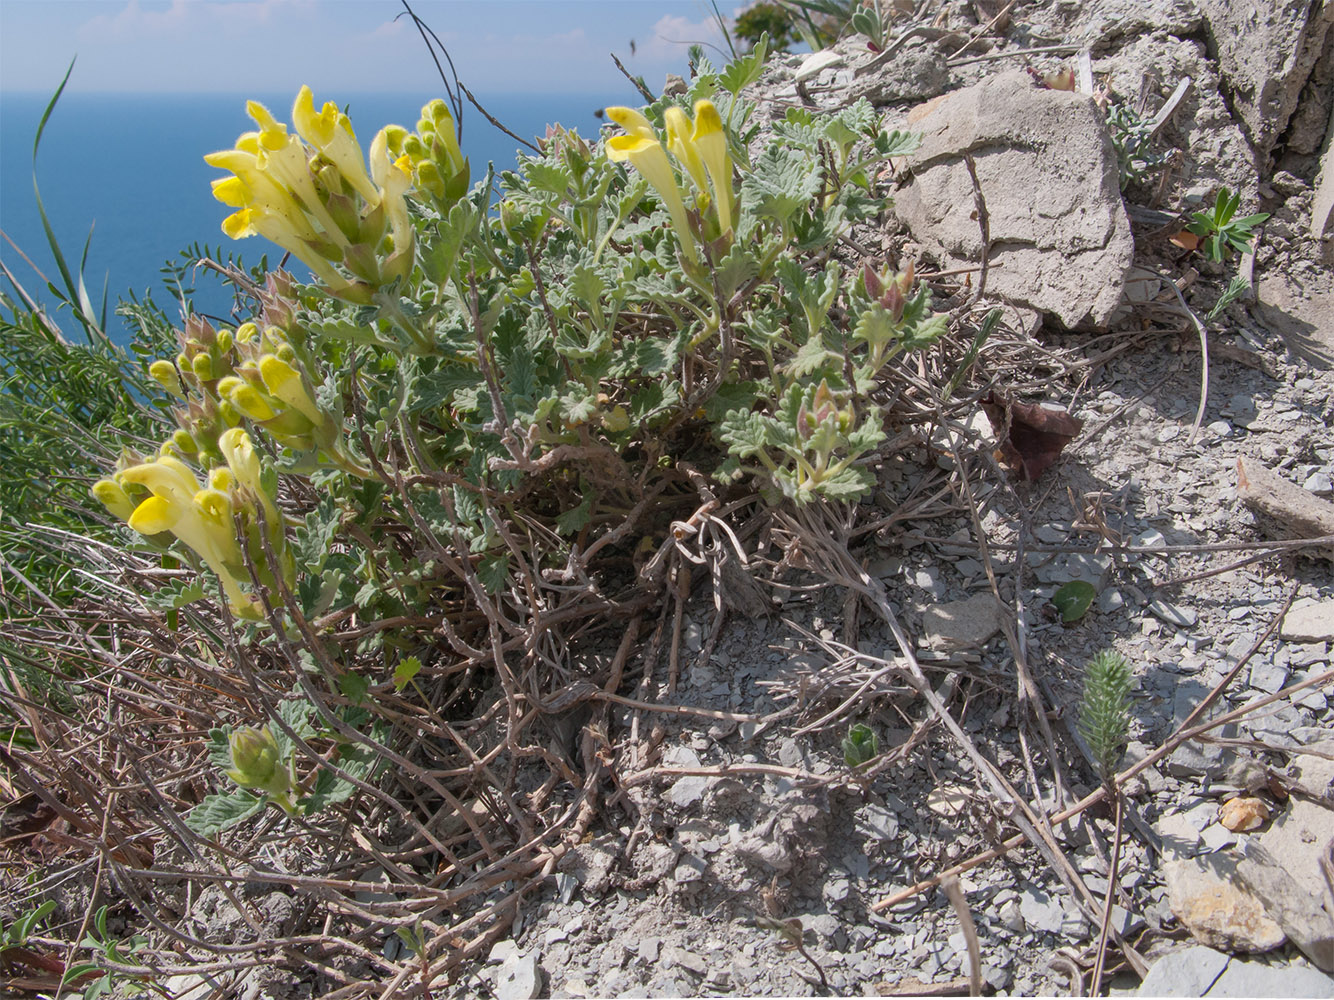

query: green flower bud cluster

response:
[226,726,300,815]
[150,314,344,464]
[384,98,470,215]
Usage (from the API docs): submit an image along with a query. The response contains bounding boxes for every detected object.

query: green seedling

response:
[1078,649,1133,786]
[1184,187,1269,261]
[842,723,879,768]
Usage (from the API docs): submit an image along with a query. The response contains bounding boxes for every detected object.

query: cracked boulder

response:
[893,70,1134,328]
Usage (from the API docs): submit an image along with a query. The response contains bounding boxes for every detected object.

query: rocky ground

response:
[13,1,1332,998]
[450,1,1334,998]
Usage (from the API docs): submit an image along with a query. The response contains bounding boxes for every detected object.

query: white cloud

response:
[78,0,316,42]
[640,12,729,63]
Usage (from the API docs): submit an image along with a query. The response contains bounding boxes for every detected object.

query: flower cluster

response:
[147,313,349,469]
[604,100,735,264]
[382,98,470,215]
[206,86,430,303]
[92,428,292,619]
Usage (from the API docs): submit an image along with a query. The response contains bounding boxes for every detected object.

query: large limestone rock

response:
[893,71,1133,328]
[1197,0,1334,160]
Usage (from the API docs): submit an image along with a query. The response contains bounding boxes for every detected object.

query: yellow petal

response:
[692,100,734,233]
[664,106,709,195]
[127,495,177,535]
[607,135,698,262]
[92,479,137,521]
[606,106,656,139]
[259,355,324,425]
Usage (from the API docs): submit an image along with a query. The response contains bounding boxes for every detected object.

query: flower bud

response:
[149,360,183,397]
[215,328,234,354]
[235,322,260,343]
[192,353,214,382]
[92,478,137,521]
[225,726,290,797]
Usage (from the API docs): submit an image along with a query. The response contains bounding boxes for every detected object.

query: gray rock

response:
[1149,598,1198,628]
[892,71,1133,328]
[1019,886,1065,934]
[1248,659,1290,694]
[1206,960,1334,997]
[1228,840,1334,971]
[1036,551,1114,587]
[1196,0,1334,159]
[920,594,1008,652]
[1282,600,1334,642]
[1136,944,1231,996]
[672,853,708,884]
[1163,857,1286,954]
[848,43,950,104]
[665,774,710,809]
[494,951,542,1000]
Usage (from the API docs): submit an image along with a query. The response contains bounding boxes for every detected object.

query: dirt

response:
[447,2,1334,997]
[6,1,1333,997]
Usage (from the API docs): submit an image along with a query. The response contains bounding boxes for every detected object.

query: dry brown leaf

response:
[981,393,1084,481]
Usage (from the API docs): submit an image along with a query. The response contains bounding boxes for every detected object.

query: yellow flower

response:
[292,86,381,206]
[259,355,325,427]
[91,479,137,521]
[605,106,656,140]
[607,132,698,263]
[663,106,709,198]
[217,376,279,422]
[218,427,281,530]
[691,101,734,234]
[369,126,415,282]
[117,457,259,617]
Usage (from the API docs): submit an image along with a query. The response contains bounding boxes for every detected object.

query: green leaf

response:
[406,364,482,414]
[842,723,879,768]
[555,497,593,536]
[1052,580,1097,623]
[205,727,233,771]
[393,655,423,692]
[141,576,206,612]
[478,553,510,594]
[746,145,822,225]
[340,672,370,704]
[718,33,768,95]
[184,790,265,837]
[421,200,478,286]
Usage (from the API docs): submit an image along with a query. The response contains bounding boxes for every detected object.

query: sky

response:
[0,0,739,96]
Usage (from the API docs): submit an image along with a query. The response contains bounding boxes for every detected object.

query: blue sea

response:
[0,90,622,343]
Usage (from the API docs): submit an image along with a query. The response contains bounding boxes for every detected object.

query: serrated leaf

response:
[421,200,478,286]
[523,159,573,196]
[406,364,481,414]
[555,497,593,536]
[714,242,760,301]
[786,334,840,378]
[807,465,874,500]
[206,727,233,771]
[702,380,762,424]
[302,743,377,813]
[184,790,265,837]
[339,672,370,704]
[718,33,768,95]
[393,655,423,692]
[142,577,206,612]
[1052,580,1097,623]
[719,409,775,458]
[746,145,822,225]
[478,553,510,594]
